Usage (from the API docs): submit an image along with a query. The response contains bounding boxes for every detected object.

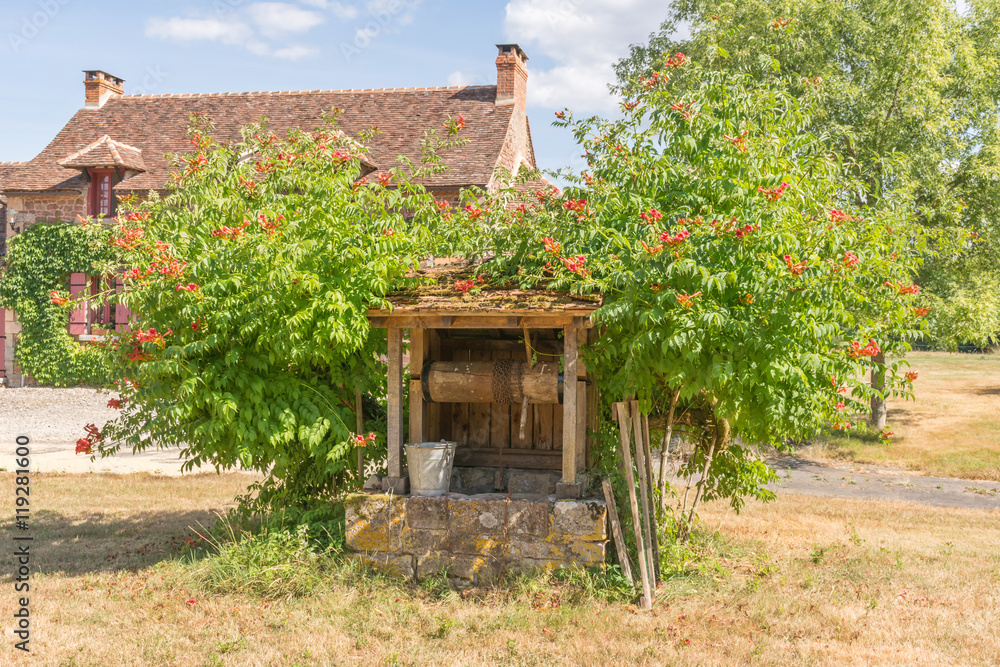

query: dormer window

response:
[88,169,116,218]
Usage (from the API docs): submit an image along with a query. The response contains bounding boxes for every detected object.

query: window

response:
[87,169,116,218]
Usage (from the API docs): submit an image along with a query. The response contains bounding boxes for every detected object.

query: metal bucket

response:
[405,441,457,497]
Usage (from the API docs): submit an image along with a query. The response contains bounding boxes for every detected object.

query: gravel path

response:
[0,387,232,475]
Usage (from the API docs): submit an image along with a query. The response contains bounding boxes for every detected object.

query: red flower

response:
[664,52,688,68]
[757,182,789,202]
[829,209,853,224]
[454,280,474,293]
[641,241,664,255]
[111,227,145,250]
[176,283,199,292]
[783,255,807,277]
[50,291,69,307]
[835,401,846,410]
[771,17,791,28]
[639,209,663,224]
[843,251,860,268]
[75,439,92,455]
[464,204,484,220]
[913,306,931,317]
[898,284,919,296]
[849,338,881,359]
[622,101,640,112]
[561,255,588,276]
[555,111,566,119]
[723,131,749,152]
[564,199,587,213]
[107,398,122,409]
[905,371,919,382]
[541,237,562,255]
[659,229,690,246]
[675,291,702,308]
[878,429,894,442]
[377,172,392,186]
[742,293,754,304]
[733,224,758,239]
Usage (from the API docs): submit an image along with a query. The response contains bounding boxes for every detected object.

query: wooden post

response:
[631,400,656,598]
[614,401,651,609]
[602,479,634,585]
[427,330,441,441]
[641,411,661,582]
[557,324,580,498]
[409,327,426,445]
[355,385,364,479]
[575,329,588,477]
[385,326,408,493]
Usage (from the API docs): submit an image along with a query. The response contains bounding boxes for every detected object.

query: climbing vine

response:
[0,220,120,386]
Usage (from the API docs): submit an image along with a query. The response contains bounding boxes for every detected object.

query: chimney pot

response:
[83,70,125,109]
[495,44,528,108]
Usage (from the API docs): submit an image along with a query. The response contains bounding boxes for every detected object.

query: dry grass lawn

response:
[2,473,998,666]
[805,351,1000,480]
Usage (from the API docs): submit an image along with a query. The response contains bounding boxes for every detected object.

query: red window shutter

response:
[114,276,131,331]
[0,308,6,379]
[68,272,87,335]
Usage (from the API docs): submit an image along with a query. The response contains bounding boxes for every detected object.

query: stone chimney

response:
[83,70,125,109]
[495,44,528,109]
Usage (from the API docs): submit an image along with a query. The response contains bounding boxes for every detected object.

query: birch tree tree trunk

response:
[869,351,887,430]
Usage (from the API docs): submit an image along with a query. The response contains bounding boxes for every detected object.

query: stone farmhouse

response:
[0,44,537,386]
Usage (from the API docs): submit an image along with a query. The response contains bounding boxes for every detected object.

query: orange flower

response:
[676,291,702,308]
[783,255,807,277]
[723,131,748,152]
[905,371,918,382]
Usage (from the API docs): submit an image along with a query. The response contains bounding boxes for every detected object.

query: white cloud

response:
[300,0,360,19]
[272,45,321,59]
[447,70,489,87]
[504,0,674,112]
[247,2,326,37]
[145,17,253,45]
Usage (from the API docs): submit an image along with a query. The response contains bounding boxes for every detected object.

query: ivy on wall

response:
[0,220,119,386]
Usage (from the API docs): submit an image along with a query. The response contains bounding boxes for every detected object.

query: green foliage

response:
[96,114,457,507]
[0,220,118,385]
[477,63,933,513]
[613,0,1000,347]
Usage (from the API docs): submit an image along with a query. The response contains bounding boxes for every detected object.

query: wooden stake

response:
[614,401,651,610]
[630,400,657,599]
[602,478,634,584]
[658,388,680,513]
[641,411,661,582]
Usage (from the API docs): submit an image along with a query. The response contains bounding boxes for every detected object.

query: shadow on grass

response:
[0,507,217,578]
[970,386,1000,396]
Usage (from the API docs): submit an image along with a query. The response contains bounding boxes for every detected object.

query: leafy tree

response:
[476,61,931,535]
[614,0,1000,420]
[93,115,459,508]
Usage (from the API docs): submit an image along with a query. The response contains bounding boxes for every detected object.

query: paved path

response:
[0,387,240,475]
[767,457,1000,510]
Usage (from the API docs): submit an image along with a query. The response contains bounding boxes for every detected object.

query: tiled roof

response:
[2,85,515,193]
[59,135,146,172]
[0,162,25,189]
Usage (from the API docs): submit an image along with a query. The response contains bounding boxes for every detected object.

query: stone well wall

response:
[345,492,607,585]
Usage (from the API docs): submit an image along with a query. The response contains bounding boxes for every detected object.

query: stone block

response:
[348,552,414,581]
[397,527,449,554]
[450,532,504,558]
[345,493,406,552]
[416,552,498,584]
[407,495,448,531]
[507,470,559,496]
[450,494,508,535]
[507,537,606,567]
[552,499,607,541]
[450,466,496,494]
[382,476,409,494]
[555,482,583,499]
[506,498,549,538]
[362,474,384,491]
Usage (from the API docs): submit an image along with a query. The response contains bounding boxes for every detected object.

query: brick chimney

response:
[83,70,125,109]
[495,44,528,109]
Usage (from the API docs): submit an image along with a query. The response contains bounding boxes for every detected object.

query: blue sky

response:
[0,0,674,180]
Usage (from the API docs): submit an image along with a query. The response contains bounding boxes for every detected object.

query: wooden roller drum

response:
[421,359,563,404]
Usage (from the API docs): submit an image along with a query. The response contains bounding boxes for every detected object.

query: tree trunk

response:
[869,351,887,430]
[679,417,729,542]
[657,387,680,515]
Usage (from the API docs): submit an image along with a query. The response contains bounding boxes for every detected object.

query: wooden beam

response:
[454,447,561,470]
[427,330,441,441]
[387,326,404,478]
[409,328,425,445]
[561,324,578,485]
[368,314,594,329]
[576,380,587,475]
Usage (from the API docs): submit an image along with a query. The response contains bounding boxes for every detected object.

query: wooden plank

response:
[408,328,425,444]
[368,315,594,329]
[576,380,587,475]
[454,447,561,470]
[561,325,578,483]
[602,479,634,584]
[440,338,561,355]
[449,344,470,445]
[614,401,651,610]
[427,330,441,441]
[490,349,511,449]
[631,400,657,599]
[553,397,564,451]
[641,411,661,581]
[387,326,404,478]
[533,403,554,450]
[469,350,492,447]
[510,344,532,448]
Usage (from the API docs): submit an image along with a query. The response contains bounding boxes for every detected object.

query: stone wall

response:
[6,193,87,226]
[345,491,607,585]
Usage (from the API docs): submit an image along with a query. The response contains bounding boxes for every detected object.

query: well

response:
[349,260,609,583]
